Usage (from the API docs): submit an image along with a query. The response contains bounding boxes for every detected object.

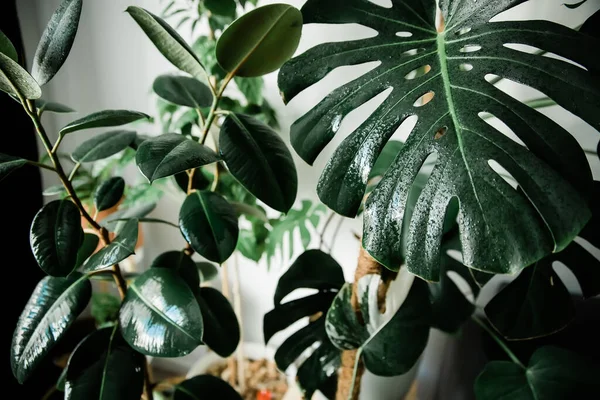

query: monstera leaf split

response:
[279,0,599,280]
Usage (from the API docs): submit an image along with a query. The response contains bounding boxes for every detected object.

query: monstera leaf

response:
[264,250,345,399]
[279,0,599,280]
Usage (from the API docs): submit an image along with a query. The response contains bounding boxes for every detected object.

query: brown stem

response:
[337,247,391,400]
[143,359,155,400]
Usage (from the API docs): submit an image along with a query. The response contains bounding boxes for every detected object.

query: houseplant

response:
[2,1,304,399]
[265,0,600,399]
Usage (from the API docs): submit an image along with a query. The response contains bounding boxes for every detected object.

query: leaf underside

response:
[279,0,599,280]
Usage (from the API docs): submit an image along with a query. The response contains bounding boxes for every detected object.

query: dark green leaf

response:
[234,76,263,105]
[72,130,137,162]
[75,233,99,269]
[151,251,200,289]
[0,153,27,182]
[204,0,236,18]
[0,52,41,99]
[179,191,239,263]
[280,0,597,279]
[126,7,207,79]
[65,326,145,400]
[274,249,345,305]
[0,30,18,61]
[475,346,599,399]
[197,262,218,282]
[296,342,340,400]
[30,200,83,277]
[326,272,430,376]
[174,170,211,193]
[153,74,213,108]
[11,273,91,383]
[94,177,125,212]
[136,133,219,183]
[91,292,121,326]
[60,110,149,135]
[83,219,138,271]
[195,287,240,357]
[119,268,203,357]
[216,4,302,77]
[174,375,242,400]
[35,99,75,114]
[31,0,82,85]
[220,113,297,212]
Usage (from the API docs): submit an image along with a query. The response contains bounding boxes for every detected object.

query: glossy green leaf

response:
[216,4,302,77]
[153,74,213,108]
[204,0,236,18]
[234,76,263,105]
[126,7,207,79]
[475,346,599,399]
[65,326,145,400]
[196,262,218,282]
[91,292,121,326]
[60,110,149,135]
[220,113,297,212]
[0,153,27,182]
[179,191,239,263]
[94,177,125,212]
[0,52,42,99]
[0,30,17,61]
[119,268,203,357]
[151,251,200,289]
[30,200,84,277]
[265,250,343,398]
[280,0,597,280]
[35,99,75,114]
[75,233,100,269]
[326,271,430,376]
[136,133,219,183]
[174,375,242,400]
[72,130,136,163]
[31,0,82,85]
[195,287,240,357]
[11,273,92,383]
[83,219,138,271]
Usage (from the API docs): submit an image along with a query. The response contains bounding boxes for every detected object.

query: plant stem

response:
[472,315,526,369]
[232,253,245,393]
[68,161,82,181]
[25,159,57,172]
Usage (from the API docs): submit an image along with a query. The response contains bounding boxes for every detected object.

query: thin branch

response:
[329,216,345,253]
[319,212,336,250]
[24,159,57,172]
[68,161,82,181]
[472,315,526,369]
[111,217,179,228]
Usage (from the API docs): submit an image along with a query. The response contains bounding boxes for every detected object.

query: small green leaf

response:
[475,346,599,399]
[234,77,263,105]
[220,113,297,212]
[204,0,236,18]
[94,177,125,212]
[11,273,91,383]
[126,7,206,79]
[60,110,150,136]
[195,287,240,357]
[72,130,137,163]
[83,219,138,271]
[31,0,82,85]
[91,292,121,326]
[35,99,75,114]
[151,251,200,289]
[0,153,27,182]
[30,200,84,277]
[0,52,42,99]
[179,191,239,263]
[0,30,18,61]
[174,375,242,400]
[136,133,219,183]
[216,4,302,77]
[65,326,145,400]
[153,74,213,108]
[75,233,100,269]
[196,262,218,282]
[119,268,203,357]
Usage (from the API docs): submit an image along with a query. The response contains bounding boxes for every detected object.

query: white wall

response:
[16,0,600,381]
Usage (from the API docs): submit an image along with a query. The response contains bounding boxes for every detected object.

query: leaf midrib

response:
[129,282,198,341]
[149,138,191,181]
[98,326,119,400]
[196,192,221,260]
